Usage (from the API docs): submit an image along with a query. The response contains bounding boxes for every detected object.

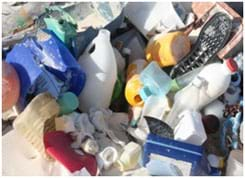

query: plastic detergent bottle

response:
[139,61,172,101]
[165,59,237,129]
[145,31,191,67]
[78,29,117,112]
[125,59,148,107]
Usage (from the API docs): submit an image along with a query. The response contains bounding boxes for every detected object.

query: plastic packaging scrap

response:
[2,61,20,112]
[13,92,60,159]
[78,29,117,112]
[6,29,86,107]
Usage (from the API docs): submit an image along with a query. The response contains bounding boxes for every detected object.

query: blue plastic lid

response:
[140,86,152,101]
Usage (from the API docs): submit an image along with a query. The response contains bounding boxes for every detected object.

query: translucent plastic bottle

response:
[139,61,172,101]
[171,67,203,92]
[165,59,237,129]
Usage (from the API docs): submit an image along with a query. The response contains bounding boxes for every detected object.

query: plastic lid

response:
[225,58,238,73]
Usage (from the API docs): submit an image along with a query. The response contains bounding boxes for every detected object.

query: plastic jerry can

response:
[145,31,191,67]
[165,59,237,129]
[78,29,117,112]
[2,61,20,112]
[139,61,172,101]
[174,110,207,146]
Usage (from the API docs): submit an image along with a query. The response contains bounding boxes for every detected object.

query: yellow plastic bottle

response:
[125,60,148,107]
[145,31,191,67]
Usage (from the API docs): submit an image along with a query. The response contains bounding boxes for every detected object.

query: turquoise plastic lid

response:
[57,92,79,115]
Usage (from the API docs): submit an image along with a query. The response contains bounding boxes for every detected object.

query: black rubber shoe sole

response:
[170,12,232,78]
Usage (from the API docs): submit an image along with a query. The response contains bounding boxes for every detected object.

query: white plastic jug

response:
[174,110,207,146]
[165,59,237,129]
[78,29,117,112]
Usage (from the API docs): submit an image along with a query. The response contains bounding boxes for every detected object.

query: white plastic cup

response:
[226,150,243,176]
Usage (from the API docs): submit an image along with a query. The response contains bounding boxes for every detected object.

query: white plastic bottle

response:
[78,29,117,112]
[165,59,237,129]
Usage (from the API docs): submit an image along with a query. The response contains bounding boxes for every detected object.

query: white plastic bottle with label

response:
[78,29,117,112]
[165,59,237,129]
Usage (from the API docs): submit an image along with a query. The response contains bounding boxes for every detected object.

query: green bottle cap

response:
[57,92,79,115]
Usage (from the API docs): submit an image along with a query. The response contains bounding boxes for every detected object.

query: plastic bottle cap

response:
[225,58,238,73]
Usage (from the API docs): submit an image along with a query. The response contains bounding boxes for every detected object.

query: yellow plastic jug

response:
[145,31,191,67]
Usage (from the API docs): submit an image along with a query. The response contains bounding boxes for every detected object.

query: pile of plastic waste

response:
[2,2,243,176]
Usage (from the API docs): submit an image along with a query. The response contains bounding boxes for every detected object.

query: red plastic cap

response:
[225,58,238,73]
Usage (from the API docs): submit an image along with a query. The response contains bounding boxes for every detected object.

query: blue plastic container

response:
[6,29,86,106]
[143,134,209,176]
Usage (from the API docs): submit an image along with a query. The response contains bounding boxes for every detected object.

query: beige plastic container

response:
[115,142,141,171]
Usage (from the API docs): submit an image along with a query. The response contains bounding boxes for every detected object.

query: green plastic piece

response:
[111,74,124,102]
[43,6,77,48]
[57,92,79,115]
[170,79,181,92]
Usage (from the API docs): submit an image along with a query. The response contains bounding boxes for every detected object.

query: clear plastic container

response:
[139,61,172,101]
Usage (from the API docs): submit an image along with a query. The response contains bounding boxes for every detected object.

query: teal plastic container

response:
[139,61,171,101]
